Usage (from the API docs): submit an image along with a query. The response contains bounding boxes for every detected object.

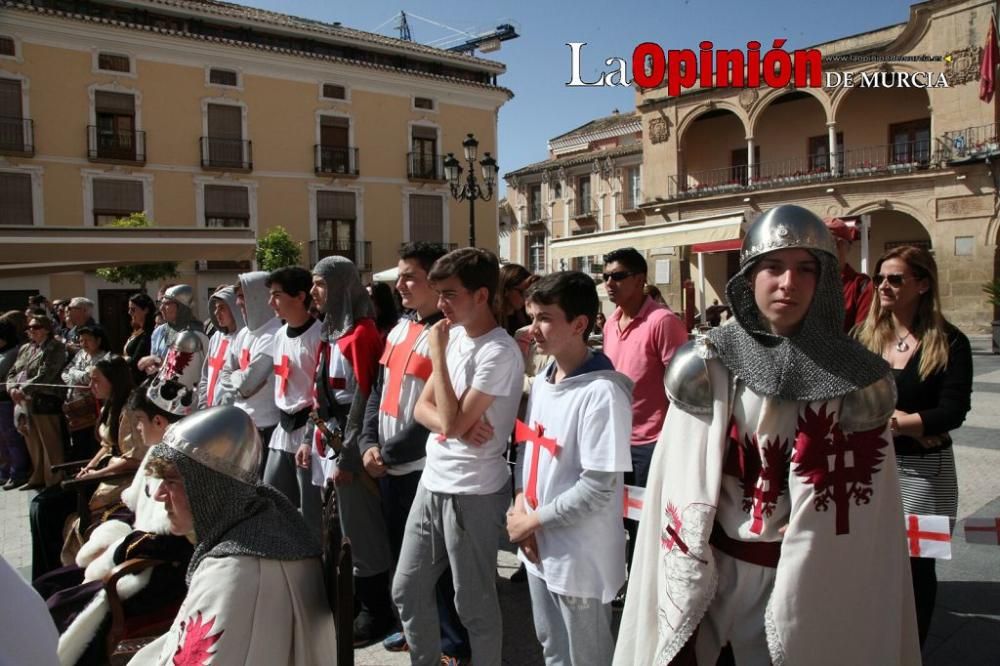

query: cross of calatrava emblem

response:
[163,348,193,379]
[791,404,888,535]
[172,611,223,665]
[723,418,790,535]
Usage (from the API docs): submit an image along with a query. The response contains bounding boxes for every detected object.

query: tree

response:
[96,212,179,292]
[256,225,302,271]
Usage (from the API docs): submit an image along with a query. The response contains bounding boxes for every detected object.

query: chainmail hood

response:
[312,255,374,342]
[706,207,888,401]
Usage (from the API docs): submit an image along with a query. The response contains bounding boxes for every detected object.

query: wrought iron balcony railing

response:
[310,239,373,271]
[200,136,253,171]
[88,126,146,164]
[315,145,359,175]
[0,116,33,156]
[407,152,445,180]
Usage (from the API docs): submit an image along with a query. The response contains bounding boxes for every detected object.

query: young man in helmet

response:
[129,406,336,665]
[614,205,920,666]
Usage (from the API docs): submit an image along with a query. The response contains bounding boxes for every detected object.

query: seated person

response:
[130,406,337,665]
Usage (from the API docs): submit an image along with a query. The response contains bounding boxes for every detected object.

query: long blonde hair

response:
[855,245,950,380]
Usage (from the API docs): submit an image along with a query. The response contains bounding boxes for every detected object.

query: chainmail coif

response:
[706,251,888,401]
[313,255,375,343]
[150,443,320,584]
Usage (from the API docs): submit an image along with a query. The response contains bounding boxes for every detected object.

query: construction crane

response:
[446,23,519,55]
[396,11,412,41]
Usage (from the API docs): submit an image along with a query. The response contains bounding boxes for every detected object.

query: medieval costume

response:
[130,406,336,665]
[308,256,394,645]
[614,205,920,666]
[198,286,245,410]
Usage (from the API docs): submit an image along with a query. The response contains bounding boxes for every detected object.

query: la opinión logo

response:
[567,40,822,96]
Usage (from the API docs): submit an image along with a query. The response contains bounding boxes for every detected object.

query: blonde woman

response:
[855,245,973,646]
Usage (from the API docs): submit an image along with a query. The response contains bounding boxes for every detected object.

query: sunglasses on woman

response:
[873,273,906,287]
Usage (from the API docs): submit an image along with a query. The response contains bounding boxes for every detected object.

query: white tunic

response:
[378,319,435,476]
[269,321,322,454]
[231,319,282,429]
[129,556,336,666]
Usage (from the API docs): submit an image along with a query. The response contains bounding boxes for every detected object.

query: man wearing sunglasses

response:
[600,247,687,595]
[824,217,873,333]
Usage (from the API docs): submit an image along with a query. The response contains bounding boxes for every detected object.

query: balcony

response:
[940,122,1000,164]
[309,239,373,271]
[399,242,458,251]
[567,255,604,278]
[571,197,599,233]
[0,117,33,156]
[667,140,937,201]
[315,145,359,176]
[618,188,644,225]
[200,136,253,171]
[196,259,252,271]
[407,152,445,181]
[87,126,146,164]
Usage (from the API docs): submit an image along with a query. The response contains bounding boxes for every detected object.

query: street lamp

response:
[444,133,498,248]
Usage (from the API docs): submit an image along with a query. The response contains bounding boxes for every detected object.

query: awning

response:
[372,267,399,283]
[691,238,742,254]
[549,212,744,262]
[0,225,257,277]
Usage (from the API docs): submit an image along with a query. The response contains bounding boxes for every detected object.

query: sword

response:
[309,410,380,498]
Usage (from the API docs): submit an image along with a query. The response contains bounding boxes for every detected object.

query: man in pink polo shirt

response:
[601,247,688,588]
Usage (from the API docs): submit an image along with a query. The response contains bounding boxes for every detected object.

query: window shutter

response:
[322,83,346,100]
[317,191,355,220]
[95,91,135,114]
[412,125,437,140]
[409,194,443,243]
[92,178,143,214]
[207,104,242,139]
[204,185,249,218]
[0,79,22,119]
[98,53,131,72]
[0,172,32,225]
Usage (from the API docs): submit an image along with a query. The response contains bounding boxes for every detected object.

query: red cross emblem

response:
[723,418,790,535]
[274,354,291,398]
[515,419,560,509]
[205,338,230,406]
[239,347,250,371]
[792,404,888,535]
[379,322,432,419]
[906,515,951,557]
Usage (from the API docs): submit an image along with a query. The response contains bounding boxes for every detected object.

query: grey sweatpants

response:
[392,481,510,666]
[263,448,322,540]
[527,573,614,666]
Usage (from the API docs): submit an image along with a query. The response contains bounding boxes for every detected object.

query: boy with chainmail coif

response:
[129,406,336,665]
[614,205,920,666]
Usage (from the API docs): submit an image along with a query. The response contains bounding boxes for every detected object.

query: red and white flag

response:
[904,514,952,559]
[624,485,645,521]
[964,517,1000,545]
[981,15,1000,102]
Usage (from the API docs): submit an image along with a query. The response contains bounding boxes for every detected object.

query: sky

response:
[246,0,919,193]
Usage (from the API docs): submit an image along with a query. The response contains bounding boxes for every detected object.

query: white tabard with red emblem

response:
[516,365,632,604]
[312,340,357,484]
[269,321,321,454]
[613,358,920,666]
[377,318,435,476]
[230,319,281,429]
[199,330,236,409]
[129,555,336,666]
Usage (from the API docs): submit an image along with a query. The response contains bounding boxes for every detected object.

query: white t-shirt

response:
[232,319,282,429]
[422,326,523,495]
[519,367,633,603]
[268,320,321,454]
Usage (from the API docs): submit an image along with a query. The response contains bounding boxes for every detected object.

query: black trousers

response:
[910,556,937,646]
[624,441,657,573]
[30,484,77,579]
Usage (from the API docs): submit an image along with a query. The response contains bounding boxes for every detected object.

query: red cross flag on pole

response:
[623,484,645,521]
[905,514,952,559]
[964,517,1000,545]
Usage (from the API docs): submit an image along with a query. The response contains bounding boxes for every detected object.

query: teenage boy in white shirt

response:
[392,248,523,666]
[506,271,633,666]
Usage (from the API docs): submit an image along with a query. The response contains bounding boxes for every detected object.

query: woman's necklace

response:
[895,330,911,353]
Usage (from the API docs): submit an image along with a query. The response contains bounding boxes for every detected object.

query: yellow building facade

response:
[0,0,509,330]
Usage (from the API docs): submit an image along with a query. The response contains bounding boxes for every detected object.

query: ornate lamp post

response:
[444,133,498,248]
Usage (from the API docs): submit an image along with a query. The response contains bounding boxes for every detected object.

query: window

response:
[0,78,25,153]
[551,180,562,200]
[204,185,249,227]
[808,133,844,171]
[527,233,546,274]
[410,126,439,179]
[92,178,143,226]
[414,96,435,110]
[93,91,137,161]
[319,116,352,173]
[955,236,974,256]
[730,146,760,186]
[209,68,239,87]
[409,194,443,242]
[97,52,131,73]
[0,37,15,57]
[576,176,592,215]
[317,191,357,261]
[205,103,245,168]
[0,172,32,225]
[529,184,542,222]
[322,83,347,100]
[889,119,931,165]
[624,166,641,209]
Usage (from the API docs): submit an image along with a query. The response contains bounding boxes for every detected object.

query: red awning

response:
[691,239,742,254]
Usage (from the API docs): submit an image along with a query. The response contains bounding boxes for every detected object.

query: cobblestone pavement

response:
[4,338,998,665]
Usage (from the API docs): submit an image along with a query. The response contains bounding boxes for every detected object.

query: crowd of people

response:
[0,204,976,666]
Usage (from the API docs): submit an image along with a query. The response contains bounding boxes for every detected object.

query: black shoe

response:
[510,563,528,583]
[353,610,394,648]
[611,588,627,610]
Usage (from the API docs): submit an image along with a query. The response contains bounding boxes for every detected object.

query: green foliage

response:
[983,280,1000,308]
[95,213,179,291]
[255,225,302,271]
